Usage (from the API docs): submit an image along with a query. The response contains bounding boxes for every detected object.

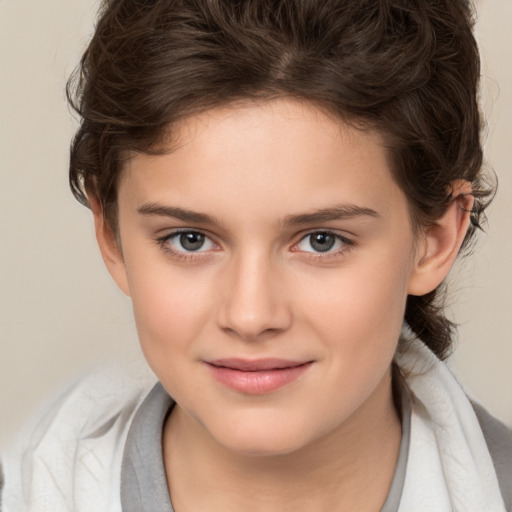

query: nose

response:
[217,251,292,341]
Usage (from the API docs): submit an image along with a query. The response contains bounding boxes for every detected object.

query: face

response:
[110,99,421,455]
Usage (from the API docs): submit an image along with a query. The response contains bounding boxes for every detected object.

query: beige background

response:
[0,0,511,448]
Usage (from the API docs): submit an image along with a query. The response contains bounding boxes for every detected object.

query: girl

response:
[3,0,511,510]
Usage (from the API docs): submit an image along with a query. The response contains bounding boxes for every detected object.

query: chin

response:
[223,436,305,458]
[209,417,319,458]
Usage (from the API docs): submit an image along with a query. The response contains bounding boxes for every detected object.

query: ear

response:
[407,180,474,296]
[88,193,131,296]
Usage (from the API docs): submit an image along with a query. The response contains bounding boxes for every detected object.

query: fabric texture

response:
[2,339,510,511]
[2,365,155,512]
[121,383,175,512]
[472,400,512,509]
[395,339,507,511]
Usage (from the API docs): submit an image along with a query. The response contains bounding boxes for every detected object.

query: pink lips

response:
[205,358,313,394]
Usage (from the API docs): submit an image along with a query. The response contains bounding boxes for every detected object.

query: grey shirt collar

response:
[121,376,411,512]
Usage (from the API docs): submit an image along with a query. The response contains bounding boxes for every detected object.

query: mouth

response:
[205,358,313,394]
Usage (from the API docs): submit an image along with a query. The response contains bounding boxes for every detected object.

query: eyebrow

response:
[138,203,224,226]
[281,205,379,226]
[138,202,379,227]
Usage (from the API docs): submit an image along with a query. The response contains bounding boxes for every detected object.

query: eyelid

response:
[294,228,354,245]
[290,229,355,258]
[156,228,220,258]
[159,227,217,242]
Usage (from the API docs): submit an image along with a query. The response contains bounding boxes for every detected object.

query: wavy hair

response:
[68,0,494,359]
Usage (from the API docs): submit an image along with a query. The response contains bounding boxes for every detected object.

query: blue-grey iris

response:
[180,232,205,251]
[310,233,335,252]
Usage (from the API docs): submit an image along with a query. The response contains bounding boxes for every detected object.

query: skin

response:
[92,99,472,511]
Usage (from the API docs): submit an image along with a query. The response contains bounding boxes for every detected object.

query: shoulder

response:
[2,363,157,512]
[471,401,512,510]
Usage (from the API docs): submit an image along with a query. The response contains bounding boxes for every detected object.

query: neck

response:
[163,371,401,512]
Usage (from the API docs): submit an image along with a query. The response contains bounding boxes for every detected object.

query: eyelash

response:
[155,229,355,262]
[292,230,355,261]
[156,229,220,262]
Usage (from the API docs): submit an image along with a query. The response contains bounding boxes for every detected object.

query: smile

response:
[205,359,313,394]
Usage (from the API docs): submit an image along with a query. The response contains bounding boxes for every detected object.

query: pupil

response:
[310,233,335,252]
[180,232,205,251]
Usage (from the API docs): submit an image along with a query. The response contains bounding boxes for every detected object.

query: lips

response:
[205,358,313,394]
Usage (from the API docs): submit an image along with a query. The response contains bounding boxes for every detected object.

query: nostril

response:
[220,325,283,342]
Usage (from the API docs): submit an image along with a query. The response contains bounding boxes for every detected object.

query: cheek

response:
[300,251,412,358]
[296,256,410,420]
[126,263,214,363]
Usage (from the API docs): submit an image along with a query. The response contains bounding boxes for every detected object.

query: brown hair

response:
[68,0,493,359]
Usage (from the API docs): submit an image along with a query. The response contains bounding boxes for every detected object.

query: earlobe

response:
[88,193,131,297]
[407,180,474,296]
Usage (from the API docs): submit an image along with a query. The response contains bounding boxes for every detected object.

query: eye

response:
[162,230,216,253]
[295,231,349,253]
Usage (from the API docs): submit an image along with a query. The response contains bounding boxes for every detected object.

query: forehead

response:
[119,99,408,228]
